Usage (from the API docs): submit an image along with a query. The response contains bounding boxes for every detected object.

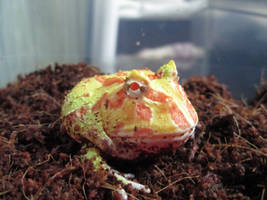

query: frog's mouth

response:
[115,127,195,143]
[134,127,195,144]
[109,127,195,160]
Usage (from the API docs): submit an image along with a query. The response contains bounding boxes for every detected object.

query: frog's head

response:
[100,60,198,157]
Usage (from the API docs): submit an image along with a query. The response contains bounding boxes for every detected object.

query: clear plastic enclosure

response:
[0,0,267,99]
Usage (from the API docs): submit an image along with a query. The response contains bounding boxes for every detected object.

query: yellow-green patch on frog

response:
[61,60,198,199]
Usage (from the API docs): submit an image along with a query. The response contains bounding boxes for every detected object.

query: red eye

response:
[124,79,147,99]
[129,82,140,91]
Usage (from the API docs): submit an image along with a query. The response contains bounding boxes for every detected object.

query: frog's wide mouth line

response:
[113,127,195,144]
[108,128,196,160]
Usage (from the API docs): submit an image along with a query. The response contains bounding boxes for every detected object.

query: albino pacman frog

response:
[61,60,198,199]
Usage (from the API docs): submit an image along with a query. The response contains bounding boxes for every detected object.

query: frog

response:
[61,60,198,199]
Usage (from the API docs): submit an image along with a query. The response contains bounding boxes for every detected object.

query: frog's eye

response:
[124,79,147,99]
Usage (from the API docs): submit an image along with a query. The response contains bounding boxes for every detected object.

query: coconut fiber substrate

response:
[0,63,266,200]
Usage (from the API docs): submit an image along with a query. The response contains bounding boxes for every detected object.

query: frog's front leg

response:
[83,147,151,200]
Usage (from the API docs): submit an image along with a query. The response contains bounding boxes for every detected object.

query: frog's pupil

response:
[130,82,140,91]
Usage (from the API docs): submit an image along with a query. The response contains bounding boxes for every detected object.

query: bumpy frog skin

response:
[61,60,198,199]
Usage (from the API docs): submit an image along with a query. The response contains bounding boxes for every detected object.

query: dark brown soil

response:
[0,63,266,200]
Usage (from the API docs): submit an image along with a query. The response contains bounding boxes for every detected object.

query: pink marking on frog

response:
[157,71,163,77]
[170,102,190,129]
[174,80,198,123]
[79,106,88,115]
[95,75,106,83]
[186,100,198,123]
[145,88,171,103]
[102,77,124,86]
[148,74,159,80]
[74,106,88,119]
[117,71,127,76]
[83,93,90,97]
[92,93,107,111]
[179,86,187,100]
[136,102,152,121]
[109,88,126,109]
[96,75,124,86]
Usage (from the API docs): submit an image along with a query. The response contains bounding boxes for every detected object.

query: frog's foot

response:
[83,147,151,200]
[109,171,150,200]
[123,172,135,179]
[113,170,151,193]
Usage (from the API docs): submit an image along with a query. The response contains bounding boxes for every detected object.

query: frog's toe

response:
[112,187,128,200]
[123,172,135,179]
[108,170,151,199]
[114,173,151,194]
[126,178,151,194]
[111,177,151,200]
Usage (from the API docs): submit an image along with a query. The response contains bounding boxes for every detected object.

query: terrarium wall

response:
[1,0,267,99]
[0,0,92,87]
